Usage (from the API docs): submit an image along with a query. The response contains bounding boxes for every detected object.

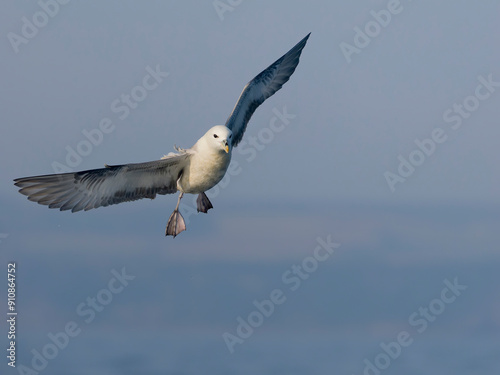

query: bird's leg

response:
[166,192,186,238]
[196,192,213,213]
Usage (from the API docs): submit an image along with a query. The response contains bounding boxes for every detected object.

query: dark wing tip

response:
[288,32,311,58]
[13,176,27,185]
[299,32,311,46]
[259,32,311,82]
[14,176,35,188]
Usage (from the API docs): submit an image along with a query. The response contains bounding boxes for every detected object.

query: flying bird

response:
[14,33,310,237]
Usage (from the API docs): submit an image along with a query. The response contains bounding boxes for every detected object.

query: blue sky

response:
[1,0,499,260]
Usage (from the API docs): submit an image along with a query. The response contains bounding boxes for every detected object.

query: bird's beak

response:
[224,141,229,153]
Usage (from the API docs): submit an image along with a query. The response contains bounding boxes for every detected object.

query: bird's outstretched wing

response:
[14,153,190,212]
[225,33,310,147]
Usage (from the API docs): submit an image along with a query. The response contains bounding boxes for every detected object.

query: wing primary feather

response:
[225,33,310,147]
[14,154,190,212]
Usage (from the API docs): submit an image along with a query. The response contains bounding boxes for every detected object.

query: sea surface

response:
[12,331,499,374]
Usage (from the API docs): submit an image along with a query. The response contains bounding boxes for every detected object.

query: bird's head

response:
[205,125,232,154]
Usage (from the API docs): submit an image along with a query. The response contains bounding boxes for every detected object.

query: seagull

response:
[14,33,310,237]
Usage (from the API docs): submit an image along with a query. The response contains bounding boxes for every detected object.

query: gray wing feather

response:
[14,154,190,212]
[225,33,310,147]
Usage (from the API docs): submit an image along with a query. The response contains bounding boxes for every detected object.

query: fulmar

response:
[14,33,310,237]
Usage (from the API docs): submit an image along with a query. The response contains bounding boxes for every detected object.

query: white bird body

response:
[176,125,232,194]
[14,34,310,237]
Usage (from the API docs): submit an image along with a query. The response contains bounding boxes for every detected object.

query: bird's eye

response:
[213,134,219,138]
[229,134,232,138]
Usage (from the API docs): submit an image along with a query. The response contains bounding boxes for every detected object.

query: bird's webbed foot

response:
[166,209,186,237]
[196,192,213,213]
